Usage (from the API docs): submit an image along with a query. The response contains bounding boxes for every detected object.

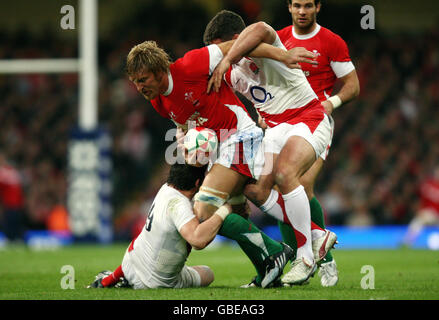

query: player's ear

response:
[315,1,321,13]
[195,178,201,189]
[232,34,240,40]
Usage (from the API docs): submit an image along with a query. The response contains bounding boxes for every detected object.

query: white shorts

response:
[263,113,332,160]
[319,115,335,161]
[121,251,201,289]
[209,126,264,179]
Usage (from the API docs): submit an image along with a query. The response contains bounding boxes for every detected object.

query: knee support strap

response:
[194,186,229,208]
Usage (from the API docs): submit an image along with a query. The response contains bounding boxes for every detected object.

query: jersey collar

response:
[292,23,321,40]
[163,70,173,96]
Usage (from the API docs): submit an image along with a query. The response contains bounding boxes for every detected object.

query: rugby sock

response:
[277,221,297,261]
[219,213,284,284]
[281,185,314,263]
[274,194,334,262]
[260,189,301,259]
[101,265,124,287]
[310,196,333,263]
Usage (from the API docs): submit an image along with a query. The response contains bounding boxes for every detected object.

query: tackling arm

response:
[179,204,232,250]
[224,21,277,64]
[208,22,316,93]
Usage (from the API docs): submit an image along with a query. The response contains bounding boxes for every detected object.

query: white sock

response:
[259,189,285,223]
[282,185,313,263]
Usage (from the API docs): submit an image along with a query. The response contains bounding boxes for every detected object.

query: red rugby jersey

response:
[419,178,439,214]
[277,24,354,101]
[150,45,255,141]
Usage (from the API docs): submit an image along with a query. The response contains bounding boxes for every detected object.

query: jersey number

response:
[145,202,155,232]
[250,86,274,103]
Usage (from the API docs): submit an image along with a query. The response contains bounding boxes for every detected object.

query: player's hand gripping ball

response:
[184,127,218,154]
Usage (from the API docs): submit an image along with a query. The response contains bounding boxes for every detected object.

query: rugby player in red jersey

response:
[124,40,306,288]
[403,165,439,247]
[275,0,360,286]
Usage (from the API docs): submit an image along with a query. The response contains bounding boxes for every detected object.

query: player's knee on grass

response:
[193,265,214,287]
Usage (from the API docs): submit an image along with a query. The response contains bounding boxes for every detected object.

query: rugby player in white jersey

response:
[204,10,337,285]
[88,163,232,289]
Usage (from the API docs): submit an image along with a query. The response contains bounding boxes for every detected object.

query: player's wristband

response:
[327,95,342,109]
[214,205,231,221]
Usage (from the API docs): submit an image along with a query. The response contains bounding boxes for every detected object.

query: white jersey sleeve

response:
[207,44,224,76]
[168,196,196,232]
[330,61,355,78]
[229,33,317,118]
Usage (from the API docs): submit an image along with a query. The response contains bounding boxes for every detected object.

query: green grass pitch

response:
[1,243,438,300]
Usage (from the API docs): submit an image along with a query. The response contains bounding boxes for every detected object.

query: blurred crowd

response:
[0,1,438,242]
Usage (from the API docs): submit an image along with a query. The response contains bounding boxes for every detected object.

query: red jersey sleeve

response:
[178,47,210,79]
[327,33,351,63]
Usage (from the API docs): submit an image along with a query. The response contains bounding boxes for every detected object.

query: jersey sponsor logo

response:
[250,86,274,103]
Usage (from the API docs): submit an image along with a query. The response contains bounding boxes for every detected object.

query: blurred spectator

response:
[0,153,25,241]
[46,202,70,233]
[319,178,351,225]
[403,165,439,246]
[120,109,151,165]
[0,2,439,241]
[345,199,374,227]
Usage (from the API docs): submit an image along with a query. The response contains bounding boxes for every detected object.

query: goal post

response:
[0,0,113,243]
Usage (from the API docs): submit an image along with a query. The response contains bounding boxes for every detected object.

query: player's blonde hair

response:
[126,41,171,77]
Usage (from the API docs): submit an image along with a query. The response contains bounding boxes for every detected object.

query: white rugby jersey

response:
[224,34,320,128]
[125,183,196,288]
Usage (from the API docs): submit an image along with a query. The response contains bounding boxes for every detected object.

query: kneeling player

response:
[88,163,233,289]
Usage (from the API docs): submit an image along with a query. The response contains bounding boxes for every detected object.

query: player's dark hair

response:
[203,10,246,45]
[287,0,321,5]
[167,163,207,191]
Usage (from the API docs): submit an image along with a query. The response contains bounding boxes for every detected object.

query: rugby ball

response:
[184,127,218,153]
